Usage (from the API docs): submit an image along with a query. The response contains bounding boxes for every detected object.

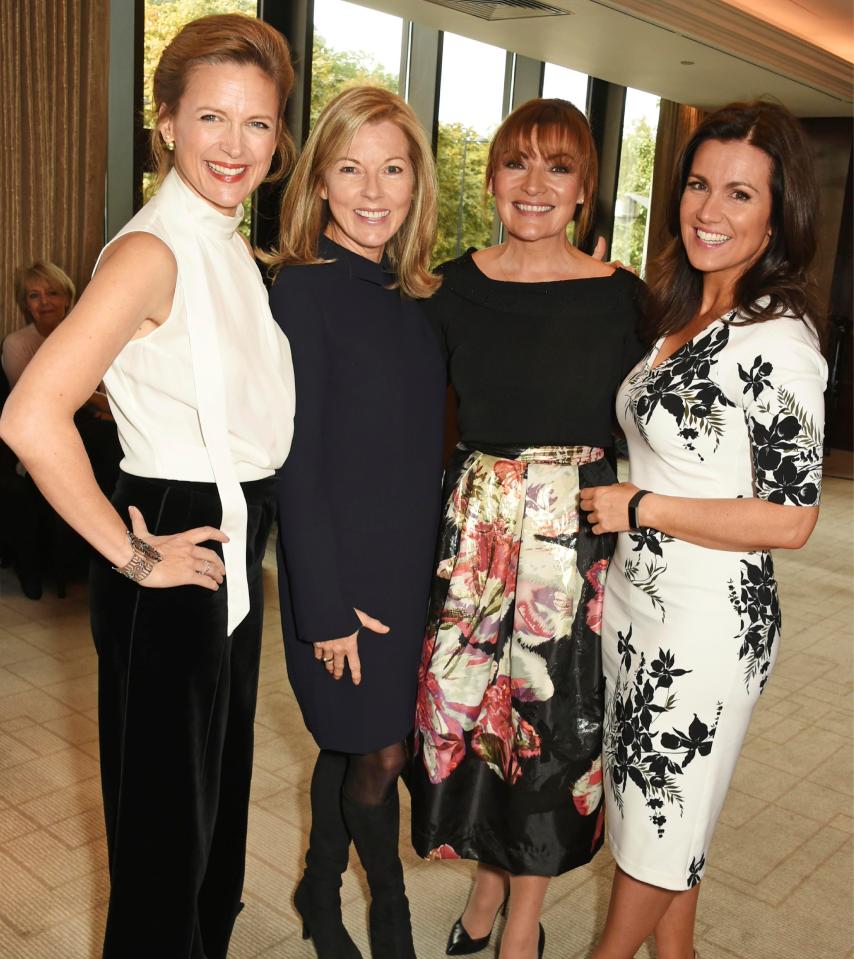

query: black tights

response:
[343,741,407,806]
[310,741,406,818]
[305,743,410,919]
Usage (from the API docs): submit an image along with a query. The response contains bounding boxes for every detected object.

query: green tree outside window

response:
[434,125,492,265]
[310,34,398,127]
[611,113,657,275]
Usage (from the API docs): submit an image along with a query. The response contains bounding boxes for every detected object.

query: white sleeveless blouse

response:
[99,169,295,634]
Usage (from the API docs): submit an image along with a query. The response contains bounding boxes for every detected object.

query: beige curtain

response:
[0,0,109,340]
[646,100,705,278]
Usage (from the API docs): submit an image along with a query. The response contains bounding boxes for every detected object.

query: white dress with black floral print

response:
[602,309,827,891]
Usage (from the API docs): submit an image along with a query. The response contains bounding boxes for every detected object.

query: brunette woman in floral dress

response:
[410,99,644,959]
[582,102,826,959]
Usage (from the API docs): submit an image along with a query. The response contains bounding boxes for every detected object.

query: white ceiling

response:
[362,0,854,116]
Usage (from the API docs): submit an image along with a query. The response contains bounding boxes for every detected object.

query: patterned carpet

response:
[0,477,851,958]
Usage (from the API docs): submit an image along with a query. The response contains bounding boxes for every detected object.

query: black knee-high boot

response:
[343,790,416,959]
[295,751,362,959]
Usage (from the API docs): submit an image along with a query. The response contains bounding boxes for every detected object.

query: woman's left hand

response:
[580,482,639,534]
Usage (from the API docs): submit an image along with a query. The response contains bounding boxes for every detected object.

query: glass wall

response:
[611,87,660,275]
[541,62,589,113]
[434,33,506,264]
[142,0,258,228]
[311,0,402,127]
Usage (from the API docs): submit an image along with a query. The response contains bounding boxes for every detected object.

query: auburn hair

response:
[644,99,822,342]
[266,86,440,300]
[485,97,598,244]
[150,14,295,187]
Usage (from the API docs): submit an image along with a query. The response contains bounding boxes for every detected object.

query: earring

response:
[163,137,175,152]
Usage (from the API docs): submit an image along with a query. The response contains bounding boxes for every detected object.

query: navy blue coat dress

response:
[270,236,446,754]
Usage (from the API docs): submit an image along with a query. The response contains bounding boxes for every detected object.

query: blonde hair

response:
[14,261,76,318]
[150,14,295,187]
[266,86,440,299]
[485,98,598,244]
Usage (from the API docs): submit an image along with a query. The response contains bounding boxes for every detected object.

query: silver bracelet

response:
[113,531,163,582]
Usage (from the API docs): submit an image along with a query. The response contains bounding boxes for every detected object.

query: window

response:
[311,0,403,127]
[611,88,660,276]
[541,63,589,114]
[142,0,258,231]
[434,32,506,264]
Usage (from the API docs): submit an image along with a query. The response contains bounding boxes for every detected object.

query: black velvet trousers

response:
[90,471,276,959]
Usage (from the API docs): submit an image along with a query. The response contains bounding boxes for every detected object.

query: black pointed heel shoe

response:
[537,923,545,958]
[445,898,508,956]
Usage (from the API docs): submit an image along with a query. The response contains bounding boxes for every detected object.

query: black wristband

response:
[627,489,651,531]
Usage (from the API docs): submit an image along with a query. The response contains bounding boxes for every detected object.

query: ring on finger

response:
[323,656,334,664]
[201,559,211,577]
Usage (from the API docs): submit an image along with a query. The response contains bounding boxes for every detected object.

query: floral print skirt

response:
[409,443,616,876]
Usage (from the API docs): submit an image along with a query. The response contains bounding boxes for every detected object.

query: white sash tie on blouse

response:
[99,169,295,635]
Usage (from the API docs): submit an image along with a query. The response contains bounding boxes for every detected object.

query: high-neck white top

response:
[99,169,295,634]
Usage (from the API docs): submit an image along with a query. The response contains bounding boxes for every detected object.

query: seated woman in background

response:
[269,86,445,959]
[1,261,121,598]
[0,14,295,957]
[3,260,76,387]
[582,100,826,959]
[410,98,644,959]
[6,262,121,486]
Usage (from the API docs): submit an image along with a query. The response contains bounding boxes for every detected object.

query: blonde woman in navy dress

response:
[267,87,445,959]
[0,16,295,958]
[581,102,827,959]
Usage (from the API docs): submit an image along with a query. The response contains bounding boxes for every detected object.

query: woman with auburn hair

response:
[268,85,445,959]
[409,98,644,959]
[1,14,295,957]
[582,101,826,959]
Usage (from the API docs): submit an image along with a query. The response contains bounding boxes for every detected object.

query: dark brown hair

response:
[485,98,598,244]
[644,100,822,342]
[150,14,295,185]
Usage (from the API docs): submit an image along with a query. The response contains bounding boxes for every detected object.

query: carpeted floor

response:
[0,477,851,959]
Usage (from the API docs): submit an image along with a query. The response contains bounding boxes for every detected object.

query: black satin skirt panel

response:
[410,444,616,877]
[90,471,276,959]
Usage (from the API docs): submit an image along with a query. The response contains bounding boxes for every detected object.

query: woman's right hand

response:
[314,608,390,685]
[128,505,228,590]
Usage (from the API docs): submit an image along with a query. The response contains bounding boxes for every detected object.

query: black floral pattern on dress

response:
[739,355,823,506]
[687,852,706,887]
[737,355,773,401]
[605,627,722,838]
[623,528,674,622]
[727,553,781,693]
[627,324,736,459]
